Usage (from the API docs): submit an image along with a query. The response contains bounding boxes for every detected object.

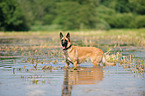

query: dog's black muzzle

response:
[61,39,68,48]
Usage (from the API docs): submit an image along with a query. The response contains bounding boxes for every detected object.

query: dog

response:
[60,32,115,69]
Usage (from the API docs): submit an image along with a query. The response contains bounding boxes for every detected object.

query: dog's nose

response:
[62,39,67,46]
[63,40,65,43]
[63,39,67,43]
[62,40,65,45]
[62,43,65,46]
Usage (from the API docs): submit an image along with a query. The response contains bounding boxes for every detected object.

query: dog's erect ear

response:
[66,32,70,41]
[60,32,63,39]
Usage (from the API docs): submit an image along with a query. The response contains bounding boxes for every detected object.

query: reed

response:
[0,29,145,74]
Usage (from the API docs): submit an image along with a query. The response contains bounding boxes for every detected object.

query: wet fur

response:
[60,32,115,69]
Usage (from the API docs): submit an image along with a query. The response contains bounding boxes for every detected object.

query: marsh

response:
[0,30,145,96]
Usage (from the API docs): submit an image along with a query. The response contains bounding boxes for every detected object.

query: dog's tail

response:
[102,55,115,66]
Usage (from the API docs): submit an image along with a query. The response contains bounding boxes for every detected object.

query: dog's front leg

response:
[73,61,78,70]
[65,59,70,68]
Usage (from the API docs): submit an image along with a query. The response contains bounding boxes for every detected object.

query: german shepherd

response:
[60,32,115,69]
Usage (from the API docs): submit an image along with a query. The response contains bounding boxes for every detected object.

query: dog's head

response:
[59,32,71,50]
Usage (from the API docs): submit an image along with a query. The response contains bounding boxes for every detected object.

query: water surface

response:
[0,36,145,96]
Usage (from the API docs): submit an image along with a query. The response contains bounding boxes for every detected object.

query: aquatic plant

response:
[0,29,145,74]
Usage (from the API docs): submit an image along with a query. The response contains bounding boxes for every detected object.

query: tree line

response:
[0,0,145,31]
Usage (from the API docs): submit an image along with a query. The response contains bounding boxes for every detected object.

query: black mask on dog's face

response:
[61,39,68,49]
[60,32,71,50]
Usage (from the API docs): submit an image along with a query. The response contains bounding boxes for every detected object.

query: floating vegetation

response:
[0,30,145,75]
[0,30,145,96]
[104,46,145,74]
[20,74,53,85]
[121,55,145,74]
[32,80,38,84]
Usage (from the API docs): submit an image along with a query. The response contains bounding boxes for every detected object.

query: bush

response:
[96,6,134,28]
[95,19,110,30]
[43,14,54,25]
[95,5,115,30]
[0,0,29,31]
[96,5,145,29]
[30,24,62,31]
[106,13,134,28]
[134,15,145,28]
[53,1,97,30]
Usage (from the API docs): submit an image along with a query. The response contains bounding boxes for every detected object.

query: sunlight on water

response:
[0,35,145,96]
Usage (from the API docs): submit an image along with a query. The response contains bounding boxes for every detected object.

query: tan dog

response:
[60,32,115,69]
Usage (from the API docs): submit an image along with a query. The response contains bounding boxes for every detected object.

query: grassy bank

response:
[0,28,145,74]
[0,28,145,37]
[0,29,145,47]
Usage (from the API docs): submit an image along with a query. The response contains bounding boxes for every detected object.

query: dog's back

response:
[60,32,115,69]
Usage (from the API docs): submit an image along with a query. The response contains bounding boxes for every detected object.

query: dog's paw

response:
[73,67,77,70]
[64,66,69,69]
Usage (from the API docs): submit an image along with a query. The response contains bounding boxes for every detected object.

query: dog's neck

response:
[63,44,72,51]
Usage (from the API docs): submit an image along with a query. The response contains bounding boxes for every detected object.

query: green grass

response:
[0,28,144,36]
[0,28,145,73]
[0,28,145,47]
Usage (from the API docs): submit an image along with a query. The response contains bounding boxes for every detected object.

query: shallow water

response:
[0,36,145,96]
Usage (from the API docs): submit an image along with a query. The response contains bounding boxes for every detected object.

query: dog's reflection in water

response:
[62,67,103,96]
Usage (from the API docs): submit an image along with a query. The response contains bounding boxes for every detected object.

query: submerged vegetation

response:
[0,29,145,74]
[0,29,145,96]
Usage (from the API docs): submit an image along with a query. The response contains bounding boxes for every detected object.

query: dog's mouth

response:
[62,45,67,49]
[62,46,65,49]
[61,39,68,49]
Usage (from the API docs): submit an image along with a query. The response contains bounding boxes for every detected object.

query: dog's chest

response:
[63,50,76,61]
[63,49,89,64]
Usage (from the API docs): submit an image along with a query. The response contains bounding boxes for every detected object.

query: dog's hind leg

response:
[102,55,115,66]
[92,55,101,66]
[92,61,99,66]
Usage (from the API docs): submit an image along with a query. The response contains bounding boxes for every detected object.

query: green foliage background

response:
[0,0,145,31]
